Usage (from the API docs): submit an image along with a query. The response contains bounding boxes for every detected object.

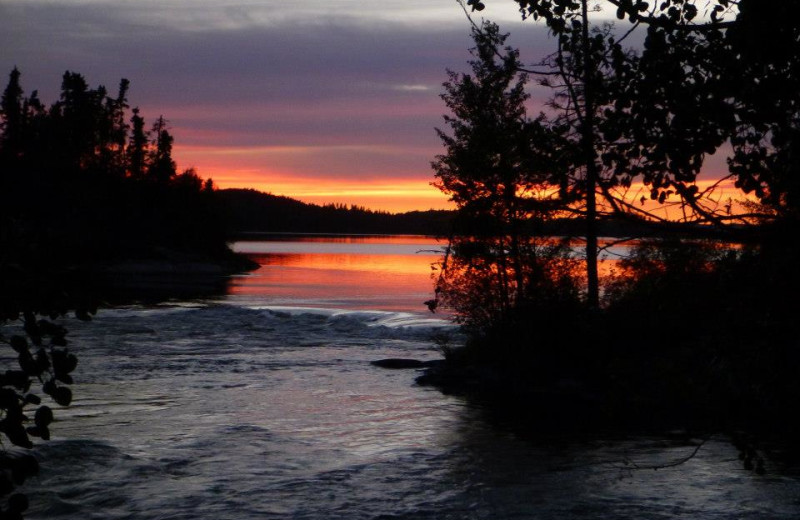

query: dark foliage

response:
[0,310,83,519]
[600,238,800,433]
[472,0,800,221]
[431,237,800,443]
[0,69,240,275]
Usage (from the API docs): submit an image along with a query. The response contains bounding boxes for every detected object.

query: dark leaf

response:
[0,389,19,409]
[34,406,54,428]
[23,394,41,405]
[52,349,78,375]
[56,373,74,385]
[53,387,73,407]
[42,379,57,397]
[3,424,32,450]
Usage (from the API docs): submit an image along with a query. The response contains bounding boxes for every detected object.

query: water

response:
[227,235,445,312]
[9,236,800,519]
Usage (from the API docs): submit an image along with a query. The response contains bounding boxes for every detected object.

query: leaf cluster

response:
[0,311,83,519]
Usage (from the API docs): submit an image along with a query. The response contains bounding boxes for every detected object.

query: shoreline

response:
[410,353,800,446]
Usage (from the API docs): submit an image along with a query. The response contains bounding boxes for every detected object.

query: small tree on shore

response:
[431,21,581,334]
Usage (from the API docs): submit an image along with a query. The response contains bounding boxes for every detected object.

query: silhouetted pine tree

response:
[148,115,176,184]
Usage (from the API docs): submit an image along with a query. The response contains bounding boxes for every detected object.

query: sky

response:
[1,0,736,214]
[0,0,557,212]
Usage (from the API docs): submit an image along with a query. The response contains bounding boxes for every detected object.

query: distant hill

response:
[215,188,736,240]
[216,188,455,236]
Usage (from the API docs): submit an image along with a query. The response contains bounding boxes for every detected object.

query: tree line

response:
[0,68,210,188]
[0,69,235,272]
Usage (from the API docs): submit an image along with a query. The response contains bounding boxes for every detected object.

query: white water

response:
[10,237,800,519]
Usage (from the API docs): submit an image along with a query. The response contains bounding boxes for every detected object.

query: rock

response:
[370,358,426,369]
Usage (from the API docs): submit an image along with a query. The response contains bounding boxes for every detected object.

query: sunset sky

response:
[1,0,734,213]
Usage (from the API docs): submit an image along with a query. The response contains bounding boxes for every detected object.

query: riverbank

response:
[1,244,259,313]
[92,247,259,303]
[414,354,714,433]
[411,312,800,453]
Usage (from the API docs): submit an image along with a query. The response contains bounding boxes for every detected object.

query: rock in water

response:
[370,358,426,369]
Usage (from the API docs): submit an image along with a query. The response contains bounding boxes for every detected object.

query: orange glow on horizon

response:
[173,143,452,213]
[222,175,452,213]
[207,171,754,217]
[189,165,453,213]
[174,143,756,217]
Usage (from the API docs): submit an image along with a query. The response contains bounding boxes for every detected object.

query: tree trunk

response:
[581,0,600,309]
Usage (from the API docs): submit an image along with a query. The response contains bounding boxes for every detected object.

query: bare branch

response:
[456,0,562,76]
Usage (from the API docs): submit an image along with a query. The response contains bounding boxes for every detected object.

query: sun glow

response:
[173,141,754,217]
[172,142,452,213]
[197,165,452,213]
[248,179,452,213]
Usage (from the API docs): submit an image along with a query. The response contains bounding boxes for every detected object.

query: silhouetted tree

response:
[52,71,103,174]
[102,79,130,178]
[455,2,637,306]
[148,115,176,184]
[459,0,800,303]
[127,107,148,179]
[0,68,24,168]
[431,22,581,331]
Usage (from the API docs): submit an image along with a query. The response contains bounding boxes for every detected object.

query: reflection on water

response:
[228,235,445,312]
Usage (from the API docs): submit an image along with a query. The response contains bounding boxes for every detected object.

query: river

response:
[15,235,800,518]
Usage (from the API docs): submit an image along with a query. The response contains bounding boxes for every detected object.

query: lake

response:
[15,235,800,519]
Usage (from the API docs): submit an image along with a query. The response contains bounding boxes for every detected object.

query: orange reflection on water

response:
[247,252,438,276]
[227,236,444,312]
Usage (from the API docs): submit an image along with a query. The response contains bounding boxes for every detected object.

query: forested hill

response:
[216,188,732,239]
[216,188,454,236]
